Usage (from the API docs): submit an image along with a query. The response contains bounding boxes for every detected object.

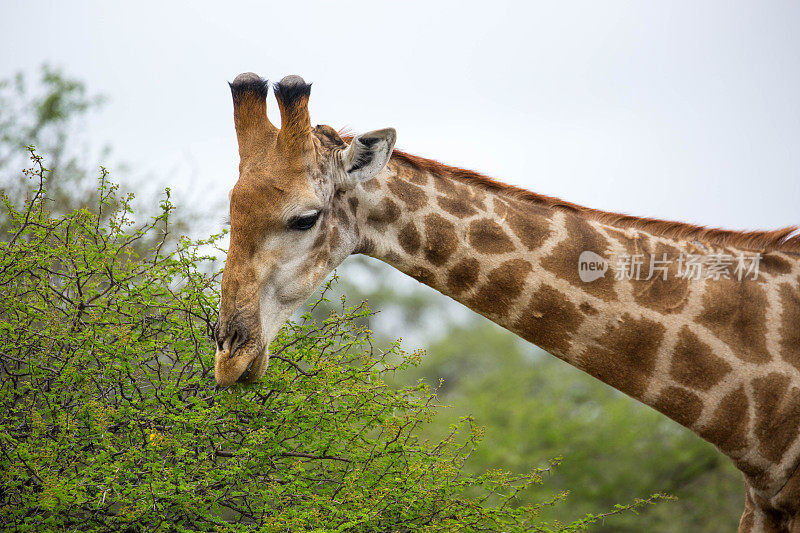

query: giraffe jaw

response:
[237,349,269,384]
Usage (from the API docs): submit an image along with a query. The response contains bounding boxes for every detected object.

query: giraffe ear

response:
[337,128,396,190]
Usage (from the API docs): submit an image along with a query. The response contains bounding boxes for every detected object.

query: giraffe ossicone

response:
[214,72,800,532]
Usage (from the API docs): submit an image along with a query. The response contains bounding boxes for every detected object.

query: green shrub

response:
[0,150,667,531]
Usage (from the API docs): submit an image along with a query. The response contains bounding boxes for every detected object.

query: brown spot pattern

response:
[491,197,510,216]
[423,213,458,266]
[334,206,351,228]
[737,458,765,480]
[382,250,403,264]
[408,168,429,186]
[653,386,704,427]
[360,177,380,191]
[697,279,771,364]
[579,314,665,398]
[366,198,400,230]
[468,259,532,317]
[468,218,515,254]
[398,222,421,255]
[437,195,478,218]
[387,176,428,210]
[446,258,480,296]
[432,174,459,197]
[514,284,584,354]
[312,230,327,249]
[348,196,359,214]
[541,213,617,301]
[496,198,552,251]
[699,385,750,454]
[329,226,341,249]
[409,265,437,287]
[357,237,375,255]
[632,242,689,314]
[760,253,792,275]
[778,281,800,372]
[669,326,732,392]
[751,373,800,463]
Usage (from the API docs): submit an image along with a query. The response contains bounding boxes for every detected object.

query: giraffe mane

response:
[388,147,800,254]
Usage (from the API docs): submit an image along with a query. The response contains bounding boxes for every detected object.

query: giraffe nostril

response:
[228,329,240,354]
[215,317,251,358]
[218,326,248,357]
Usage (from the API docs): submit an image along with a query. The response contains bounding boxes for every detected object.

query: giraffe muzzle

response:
[214,344,269,387]
[213,320,269,386]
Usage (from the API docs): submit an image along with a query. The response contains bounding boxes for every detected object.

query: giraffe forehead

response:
[230,178,316,232]
[227,191,282,252]
[239,143,315,187]
[232,143,329,214]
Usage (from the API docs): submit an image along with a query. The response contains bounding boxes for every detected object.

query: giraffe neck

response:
[350,154,800,502]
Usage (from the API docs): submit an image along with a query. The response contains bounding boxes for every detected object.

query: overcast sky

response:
[2,1,798,234]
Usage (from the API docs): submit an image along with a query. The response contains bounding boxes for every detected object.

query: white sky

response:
[2,1,798,233]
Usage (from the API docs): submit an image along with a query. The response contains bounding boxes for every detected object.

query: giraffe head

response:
[214,73,395,387]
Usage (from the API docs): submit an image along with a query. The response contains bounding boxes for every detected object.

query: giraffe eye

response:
[288,211,320,231]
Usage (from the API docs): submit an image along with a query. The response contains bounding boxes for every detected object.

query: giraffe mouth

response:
[214,345,269,387]
[236,350,269,384]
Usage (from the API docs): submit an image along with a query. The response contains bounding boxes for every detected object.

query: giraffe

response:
[214,72,800,532]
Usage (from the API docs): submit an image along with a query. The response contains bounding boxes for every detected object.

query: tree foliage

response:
[0,152,669,531]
